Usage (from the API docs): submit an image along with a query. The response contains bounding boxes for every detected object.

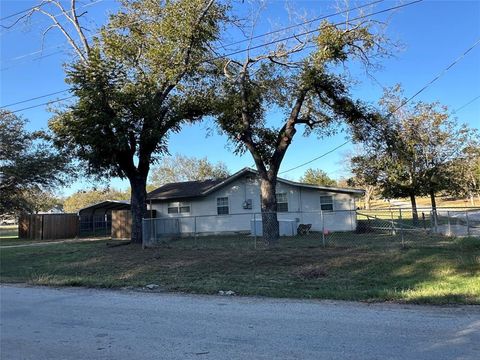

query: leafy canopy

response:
[299,168,337,187]
[0,110,71,214]
[149,154,230,187]
[49,0,227,180]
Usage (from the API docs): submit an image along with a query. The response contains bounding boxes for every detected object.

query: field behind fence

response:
[142,207,480,250]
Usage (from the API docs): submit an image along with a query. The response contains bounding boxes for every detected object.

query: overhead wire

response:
[1,0,384,66]
[1,0,423,111]
[279,37,480,175]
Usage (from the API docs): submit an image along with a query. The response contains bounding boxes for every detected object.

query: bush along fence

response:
[141,207,480,249]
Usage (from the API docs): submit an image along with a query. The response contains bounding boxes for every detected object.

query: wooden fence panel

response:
[42,214,79,240]
[18,213,79,240]
[111,210,132,240]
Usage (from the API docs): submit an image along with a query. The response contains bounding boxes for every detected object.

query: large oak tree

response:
[38,0,226,243]
[212,7,386,245]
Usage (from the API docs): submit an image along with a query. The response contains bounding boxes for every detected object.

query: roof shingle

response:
[146,178,225,200]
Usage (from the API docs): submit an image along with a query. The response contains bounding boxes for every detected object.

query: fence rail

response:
[142,207,480,249]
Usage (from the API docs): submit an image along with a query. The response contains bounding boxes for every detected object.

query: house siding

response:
[148,175,358,235]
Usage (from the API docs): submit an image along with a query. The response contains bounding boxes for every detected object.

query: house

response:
[146,168,363,236]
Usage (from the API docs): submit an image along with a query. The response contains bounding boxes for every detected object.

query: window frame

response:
[276,192,289,213]
[320,195,334,211]
[216,196,229,215]
[167,201,191,214]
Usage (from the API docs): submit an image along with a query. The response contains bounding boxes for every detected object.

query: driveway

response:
[1,285,479,360]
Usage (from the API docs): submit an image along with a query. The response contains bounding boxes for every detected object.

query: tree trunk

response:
[129,175,148,244]
[364,186,373,210]
[429,188,437,212]
[409,191,419,224]
[260,178,279,246]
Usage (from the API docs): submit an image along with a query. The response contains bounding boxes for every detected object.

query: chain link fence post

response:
[194,216,197,247]
[465,210,470,236]
[447,210,451,236]
[399,208,405,248]
[321,210,326,247]
[253,212,257,250]
[390,209,396,236]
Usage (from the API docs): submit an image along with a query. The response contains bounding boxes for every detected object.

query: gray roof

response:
[78,200,131,215]
[147,168,364,201]
[146,179,224,201]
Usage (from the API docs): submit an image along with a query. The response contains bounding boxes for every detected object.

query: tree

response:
[0,110,70,215]
[299,168,336,187]
[447,145,480,205]
[34,0,226,243]
[352,85,479,220]
[63,188,130,213]
[149,154,229,187]
[20,189,63,214]
[212,6,386,245]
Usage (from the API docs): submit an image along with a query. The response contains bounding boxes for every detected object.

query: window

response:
[217,197,229,215]
[320,195,334,211]
[277,192,288,212]
[167,202,190,214]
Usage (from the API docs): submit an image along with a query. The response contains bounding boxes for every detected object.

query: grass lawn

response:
[1,235,479,305]
[0,225,18,239]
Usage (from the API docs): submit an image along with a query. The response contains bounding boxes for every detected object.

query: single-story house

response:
[146,168,363,236]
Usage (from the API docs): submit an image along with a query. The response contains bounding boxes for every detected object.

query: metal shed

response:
[78,200,130,237]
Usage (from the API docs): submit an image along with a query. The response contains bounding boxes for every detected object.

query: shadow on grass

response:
[0,237,479,304]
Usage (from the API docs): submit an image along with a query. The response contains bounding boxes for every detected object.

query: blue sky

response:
[1,0,479,196]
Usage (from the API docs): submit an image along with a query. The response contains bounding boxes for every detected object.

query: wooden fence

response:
[111,210,132,240]
[19,210,154,241]
[19,213,79,240]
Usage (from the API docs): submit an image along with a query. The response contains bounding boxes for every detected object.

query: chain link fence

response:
[79,214,111,238]
[142,208,480,250]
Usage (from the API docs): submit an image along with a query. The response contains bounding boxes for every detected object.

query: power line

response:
[0,5,38,22]
[225,0,385,48]
[1,89,69,108]
[2,0,423,112]
[1,0,384,67]
[452,95,480,114]
[209,0,423,62]
[279,141,351,174]
[279,37,480,175]
[7,96,74,113]
[1,0,104,34]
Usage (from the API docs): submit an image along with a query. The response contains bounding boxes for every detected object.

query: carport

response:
[78,200,131,237]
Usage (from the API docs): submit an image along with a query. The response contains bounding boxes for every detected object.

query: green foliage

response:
[299,168,336,186]
[47,0,227,242]
[212,17,384,177]
[0,110,71,214]
[49,0,226,179]
[149,154,229,187]
[352,85,480,203]
[63,188,130,213]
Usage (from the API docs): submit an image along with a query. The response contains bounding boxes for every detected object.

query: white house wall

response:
[148,175,358,235]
